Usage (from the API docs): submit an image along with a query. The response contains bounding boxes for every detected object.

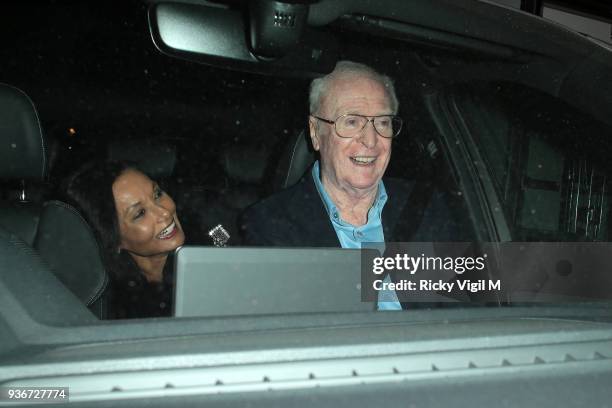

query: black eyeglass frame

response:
[311,113,403,139]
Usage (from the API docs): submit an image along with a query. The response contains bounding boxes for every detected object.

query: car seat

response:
[272,128,316,190]
[0,83,109,318]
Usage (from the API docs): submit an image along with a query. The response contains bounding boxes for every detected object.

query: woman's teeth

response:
[158,221,176,239]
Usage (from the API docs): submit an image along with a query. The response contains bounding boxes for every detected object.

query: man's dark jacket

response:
[240,173,462,247]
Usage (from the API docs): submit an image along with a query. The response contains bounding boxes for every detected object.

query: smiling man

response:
[241,61,406,249]
[241,61,443,309]
[242,61,404,244]
[307,62,397,230]
[241,61,410,309]
[240,61,408,309]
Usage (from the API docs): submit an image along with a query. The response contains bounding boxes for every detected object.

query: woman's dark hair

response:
[65,160,143,283]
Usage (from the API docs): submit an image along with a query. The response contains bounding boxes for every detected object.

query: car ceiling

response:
[2,0,611,142]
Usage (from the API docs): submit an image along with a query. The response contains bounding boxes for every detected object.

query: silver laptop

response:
[173,246,374,317]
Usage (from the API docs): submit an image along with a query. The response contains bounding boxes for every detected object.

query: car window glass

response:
[456,91,513,198]
[456,83,612,241]
[2,1,612,326]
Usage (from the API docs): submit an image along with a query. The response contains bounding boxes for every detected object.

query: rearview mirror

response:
[148,2,338,78]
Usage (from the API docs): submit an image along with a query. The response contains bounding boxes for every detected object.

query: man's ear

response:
[309,117,320,151]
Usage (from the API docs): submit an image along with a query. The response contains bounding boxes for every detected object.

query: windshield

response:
[4,1,612,405]
[1,0,612,339]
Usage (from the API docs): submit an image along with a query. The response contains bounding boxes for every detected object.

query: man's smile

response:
[350,155,377,166]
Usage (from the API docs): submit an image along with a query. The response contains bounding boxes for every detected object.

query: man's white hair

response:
[309,60,399,115]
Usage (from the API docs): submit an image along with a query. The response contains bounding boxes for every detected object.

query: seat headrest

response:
[34,200,108,308]
[0,83,46,181]
[0,225,97,324]
[273,129,316,190]
[223,147,268,184]
[107,139,176,178]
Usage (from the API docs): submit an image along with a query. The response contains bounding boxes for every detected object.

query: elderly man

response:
[240,61,415,309]
[240,61,410,250]
[241,61,467,310]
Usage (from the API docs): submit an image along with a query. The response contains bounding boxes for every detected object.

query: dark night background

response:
[2,0,610,242]
[0,0,309,191]
[3,0,608,189]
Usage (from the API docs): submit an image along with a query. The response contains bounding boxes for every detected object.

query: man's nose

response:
[356,120,378,148]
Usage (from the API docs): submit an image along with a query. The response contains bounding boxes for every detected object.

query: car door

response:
[430,81,612,243]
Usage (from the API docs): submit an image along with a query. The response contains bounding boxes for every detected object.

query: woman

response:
[66,160,186,319]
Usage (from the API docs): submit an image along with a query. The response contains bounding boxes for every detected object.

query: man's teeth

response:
[158,221,176,238]
[352,156,376,164]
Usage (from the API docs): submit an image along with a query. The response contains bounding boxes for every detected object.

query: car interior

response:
[0,83,109,318]
[0,0,611,313]
[0,0,610,303]
[1,0,612,405]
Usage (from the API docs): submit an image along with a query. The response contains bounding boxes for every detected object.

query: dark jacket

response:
[240,173,463,247]
[110,251,175,319]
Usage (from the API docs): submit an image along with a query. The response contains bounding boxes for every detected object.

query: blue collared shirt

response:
[311,162,401,310]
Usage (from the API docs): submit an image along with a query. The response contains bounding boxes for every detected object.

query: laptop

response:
[173,246,374,317]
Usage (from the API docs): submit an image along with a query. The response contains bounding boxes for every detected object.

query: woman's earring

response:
[116,247,122,254]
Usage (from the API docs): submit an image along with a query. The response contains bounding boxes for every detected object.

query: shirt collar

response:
[311,161,387,223]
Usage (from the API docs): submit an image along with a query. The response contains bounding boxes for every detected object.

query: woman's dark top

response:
[109,252,175,319]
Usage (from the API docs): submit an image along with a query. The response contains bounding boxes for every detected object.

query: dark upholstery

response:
[223,147,268,184]
[0,83,109,318]
[34,201,109,317]
[0,226,96,325]
[0,83,46,180]
[197,147,270,245]
[222,146,269,211]
[107,139,177,178]
[273,129,316,190]
[0,201,41,245]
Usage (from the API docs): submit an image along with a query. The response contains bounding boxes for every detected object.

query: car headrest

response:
[0,83,46,181]
[0,201,42,246]
[0,225,97,325]
[222,147,268,184]
[34,200,108,309]
[273,129,316,190]
[107,139,176,178]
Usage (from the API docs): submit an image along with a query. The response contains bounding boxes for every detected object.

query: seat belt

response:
[392,178,436,242]
[391,137,442,242]
[387,139,440,309]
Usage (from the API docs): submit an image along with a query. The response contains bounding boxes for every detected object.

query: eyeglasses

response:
[311,114,403,139]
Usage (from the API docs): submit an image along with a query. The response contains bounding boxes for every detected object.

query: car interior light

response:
[248,0,311,59]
